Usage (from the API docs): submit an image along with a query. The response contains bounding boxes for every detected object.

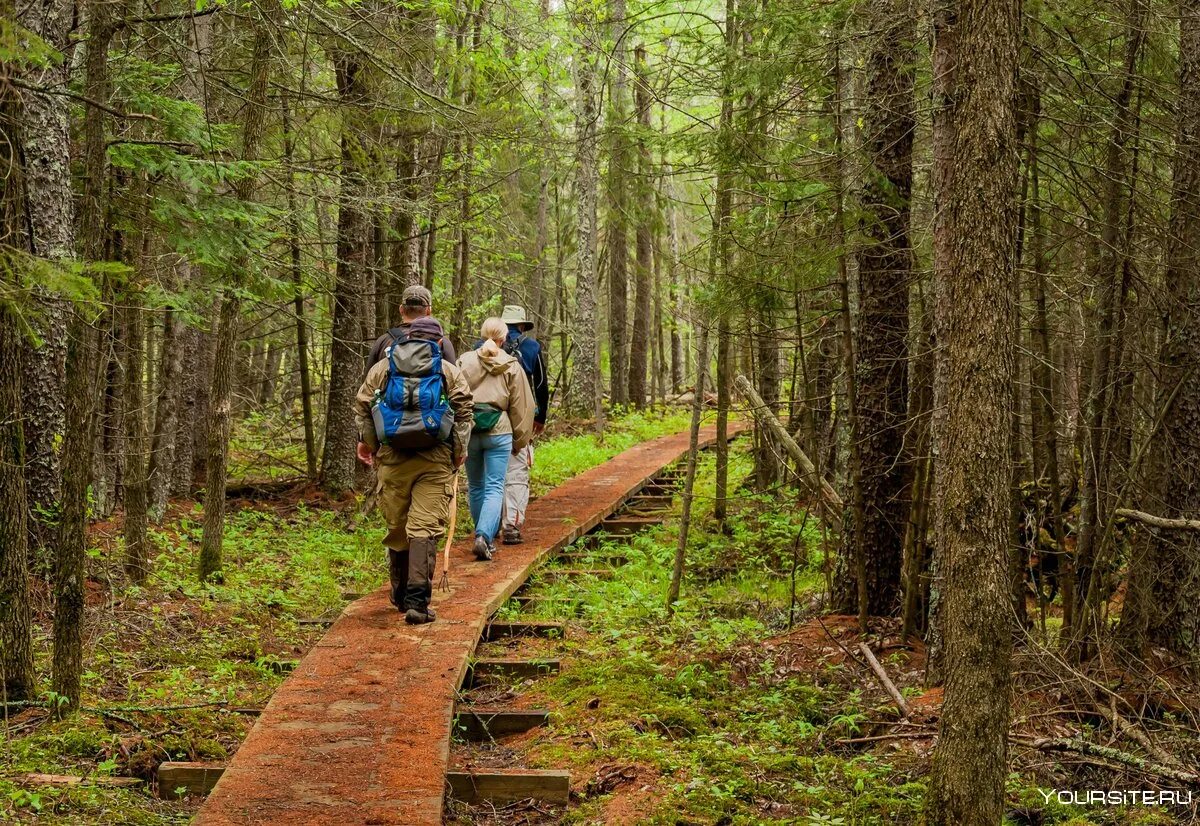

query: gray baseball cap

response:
[402,285,432,307]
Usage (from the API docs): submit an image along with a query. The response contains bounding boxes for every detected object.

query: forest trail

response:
[195,425,736,826]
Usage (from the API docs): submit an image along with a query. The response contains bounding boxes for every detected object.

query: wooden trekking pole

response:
[439,475,459,591]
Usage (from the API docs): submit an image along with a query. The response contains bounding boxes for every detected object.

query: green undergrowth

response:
[495,449,930,825]
[481,447,1152,826]
[1,410,690,823]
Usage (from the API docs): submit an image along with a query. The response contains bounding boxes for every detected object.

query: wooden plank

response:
[627,494,673,508]
[469,658,560,685]
[22,773,144,788]
[481,620,564,641]
[573,532,634,550]
[453,708,550,741]
[446,770,570,805]
[158,762,226,799]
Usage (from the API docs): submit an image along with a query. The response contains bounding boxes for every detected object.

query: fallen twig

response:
[1025,737,1200,785]
[836,731,933,745]
[1114,508,1200,531]
[858,642,911,718]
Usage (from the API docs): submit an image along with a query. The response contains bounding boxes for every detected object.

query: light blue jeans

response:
[466,432,513,543]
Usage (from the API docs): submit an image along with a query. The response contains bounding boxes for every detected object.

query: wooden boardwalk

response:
[195,426,726,826]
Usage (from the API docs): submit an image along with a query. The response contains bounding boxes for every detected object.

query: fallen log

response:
[733,375,844,518]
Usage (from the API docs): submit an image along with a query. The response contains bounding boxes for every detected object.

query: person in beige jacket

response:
[457,317,535,560]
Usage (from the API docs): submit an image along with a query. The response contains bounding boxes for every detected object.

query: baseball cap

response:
[402,285,432,307]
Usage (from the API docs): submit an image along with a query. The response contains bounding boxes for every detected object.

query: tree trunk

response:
[320,49,368,495]
[198,10,276,581]
[567,28,603,424]
[17,0,74,566]
[0,50,36,699]
[282,85,318,479]
[847,0,915,617]
[122,288,150,583]
[627,45,653,410]
[148,300,184,522]
[668,321,709,611]
[924,0,1020,818]
[1119,0,1200,658]
[605,0,630,406]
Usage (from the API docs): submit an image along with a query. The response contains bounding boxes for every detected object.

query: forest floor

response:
[0,412,1196,825]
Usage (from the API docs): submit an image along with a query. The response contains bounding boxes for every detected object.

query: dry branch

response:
[1114,508,1200,531]
[734,374,844,518]
[1028,738,1199,785]
[857,642,911,718]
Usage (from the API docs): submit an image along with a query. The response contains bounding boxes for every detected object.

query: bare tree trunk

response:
[17,0,74,565]
[567,23,603,425]
[320,49,369,495]
[148,298,183,522]
[605,0,630,406]
[281,86,318,479]
[53,0,114,714]
[122,287,150,583]
[198,10,276,581]
[627,45,653,409]
[924,0,1019,817]
[667,321,709,612]
[0,50,36,698]
[845,0,915,618]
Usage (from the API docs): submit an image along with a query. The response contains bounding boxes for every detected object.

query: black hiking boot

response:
[502,526,523,545]
[473,535,493,561]
[404,607,435,625]
[387,549,406,609]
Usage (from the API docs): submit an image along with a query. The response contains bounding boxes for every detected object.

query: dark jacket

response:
[504,330,549,425]
[365,317,457,375]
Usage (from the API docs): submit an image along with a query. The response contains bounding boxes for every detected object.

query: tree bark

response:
[605,0,630,406]
[122,287,150,583]
[198,9,276,580]
[924,0,1020,818]
[847,0,915,618]
[627,45,653,410]
[0,45,36,699]
[319,50,368,495]
[17,0,75,564]
[148,301,184,522]
[567,26,603,424]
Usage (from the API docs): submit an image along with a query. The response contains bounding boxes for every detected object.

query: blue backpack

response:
[371,333,453,451]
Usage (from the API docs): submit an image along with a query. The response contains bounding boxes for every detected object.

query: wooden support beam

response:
[510,596,585,616]
[628,494,673,508]
[469,658,560,685]
[453,708,550,741]
[539,568,615,580]
[558,552,628,566]
[157,762,225,798]
[446,769,570,805]
[599,517,662,534]
[639,483,677,497]
[298,617,334,628]
[573,532,634,550]
[481,621,565,641]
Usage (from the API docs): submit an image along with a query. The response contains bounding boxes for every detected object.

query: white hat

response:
[500,305,534,331]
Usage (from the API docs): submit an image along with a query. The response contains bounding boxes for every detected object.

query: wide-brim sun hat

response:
[500,305,535,331]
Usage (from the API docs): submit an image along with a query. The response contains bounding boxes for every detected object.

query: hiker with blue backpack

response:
[354,320,473,625]
[457,317,536,561]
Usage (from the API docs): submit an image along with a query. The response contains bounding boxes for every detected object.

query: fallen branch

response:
[836,731,932,745]
[1028,737,1199,785]
[734,375,844,518]
[857,642,911,718]
[1094,697,1182,770]
[1114,508,1200,531]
